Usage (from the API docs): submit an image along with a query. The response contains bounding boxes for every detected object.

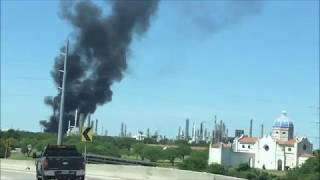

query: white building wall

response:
[209,144,254,168]
[236,143,256,153]
[298,156,310,167]
[275,144,285,170]
[256,136,277,170]
[208,145,222,165]
[285,150,296,169]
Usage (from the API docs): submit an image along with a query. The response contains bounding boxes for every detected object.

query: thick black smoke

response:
[41,0,159,133]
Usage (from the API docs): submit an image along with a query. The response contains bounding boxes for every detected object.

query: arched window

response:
[303,144,307,150]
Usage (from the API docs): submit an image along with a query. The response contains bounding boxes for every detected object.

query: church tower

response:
[272,111,294,141]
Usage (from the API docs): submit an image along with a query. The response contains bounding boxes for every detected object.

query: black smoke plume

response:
[41,0,159,133]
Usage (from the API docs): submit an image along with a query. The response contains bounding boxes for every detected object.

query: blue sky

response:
[1,1,319,147]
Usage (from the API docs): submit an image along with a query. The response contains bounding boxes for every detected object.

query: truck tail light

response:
[43,159,49,170]
[81,159,86,170]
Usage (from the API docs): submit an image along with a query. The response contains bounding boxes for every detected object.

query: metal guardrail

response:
[85,153,154,166]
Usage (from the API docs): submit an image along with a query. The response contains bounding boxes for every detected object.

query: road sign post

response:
[82,127,93,163]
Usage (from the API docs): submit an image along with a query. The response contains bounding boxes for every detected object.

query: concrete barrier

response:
[1,159,245,180]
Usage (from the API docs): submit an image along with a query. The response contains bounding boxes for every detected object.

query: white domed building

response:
[208,111,314,171]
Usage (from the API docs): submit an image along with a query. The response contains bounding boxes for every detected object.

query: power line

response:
[2,76,52,81]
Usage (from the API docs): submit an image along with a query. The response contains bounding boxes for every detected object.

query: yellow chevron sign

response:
[82,127,93,142]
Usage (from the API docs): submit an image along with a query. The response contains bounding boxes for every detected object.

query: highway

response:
[1,168,122,180]
[1,159,244,180]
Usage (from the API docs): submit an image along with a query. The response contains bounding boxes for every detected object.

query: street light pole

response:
[57,40,69,145]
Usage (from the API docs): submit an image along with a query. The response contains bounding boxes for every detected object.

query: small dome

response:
[273,111,294,128]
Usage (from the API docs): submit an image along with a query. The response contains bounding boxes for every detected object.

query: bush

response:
[143,146,163,162]
[132,143,146,160]
[178,151,208,171]
[207,163,227,175]
[176,144,192,161]
[163,147,178,166]
[237,163,250,171]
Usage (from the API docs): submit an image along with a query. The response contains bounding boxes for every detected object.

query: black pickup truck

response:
[36,145,85,180]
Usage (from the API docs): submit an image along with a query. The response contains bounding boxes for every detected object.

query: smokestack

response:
[74,109,78,127]
[147,128,150,138]
[261,124,264,137]
[95,119,98,135]
[124,124,127,137]
[219,120,223,142]
[121,122,124,137]
[249,119,253,137]
[226,128,228,138]
[79,113,85,132]
[87,114,91,127]
[185,118,189,140]
[214,115,217,143]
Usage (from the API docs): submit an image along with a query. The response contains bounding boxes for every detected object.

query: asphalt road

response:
[0,168,123,180]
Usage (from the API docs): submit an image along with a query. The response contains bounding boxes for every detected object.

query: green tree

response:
[132,143,145,160]
[178,151,208,171]
[115,137,136,151]
[164,147,178,166]
[143,146,163,162]
[176,144,192,161]
[143,138,157,144]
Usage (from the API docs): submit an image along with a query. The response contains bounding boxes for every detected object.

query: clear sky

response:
[1,1,319,148]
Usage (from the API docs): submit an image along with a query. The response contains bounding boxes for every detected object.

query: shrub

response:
[237,163,250,171]
[163,147,178,166]
[178,151,208,171]
[176,144,192,161]
[142,146,163,162]
[207,163,227,175]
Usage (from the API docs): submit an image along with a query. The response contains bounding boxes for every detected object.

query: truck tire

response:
[36,170,42,180]
[74,176,84,180]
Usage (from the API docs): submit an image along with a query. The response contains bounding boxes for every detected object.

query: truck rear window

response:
[44,148,80,156]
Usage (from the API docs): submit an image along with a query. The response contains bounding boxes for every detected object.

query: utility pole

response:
[57,40,69,145]
[309,106,320,149]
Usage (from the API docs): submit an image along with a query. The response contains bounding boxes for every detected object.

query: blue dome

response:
[273,111,294,128]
